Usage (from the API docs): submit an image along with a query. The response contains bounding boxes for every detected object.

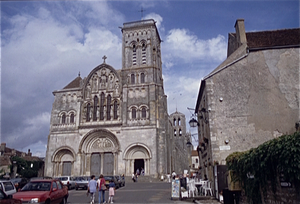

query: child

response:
[108,179,116,203]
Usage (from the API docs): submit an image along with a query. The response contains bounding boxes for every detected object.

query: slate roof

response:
[230,28,300,49]
[63,76,82,89]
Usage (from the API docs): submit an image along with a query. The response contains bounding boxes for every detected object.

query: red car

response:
[0,189,21,204]
[13,179,68,204]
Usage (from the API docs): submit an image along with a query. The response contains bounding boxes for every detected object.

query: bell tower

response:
[120,19,165,127]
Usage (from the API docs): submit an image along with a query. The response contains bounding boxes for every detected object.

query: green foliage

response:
[11,156,43,179]
[226,132,300,204]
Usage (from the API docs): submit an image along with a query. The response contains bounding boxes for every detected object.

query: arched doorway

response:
[123,143,152,176]
[79,129,120,176]
[52,147,76,176]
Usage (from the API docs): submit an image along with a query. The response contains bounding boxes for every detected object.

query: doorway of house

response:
[134,159,144,175]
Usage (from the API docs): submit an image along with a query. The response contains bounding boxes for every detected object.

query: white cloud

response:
[163,28,227,65]
[144,13,163,31]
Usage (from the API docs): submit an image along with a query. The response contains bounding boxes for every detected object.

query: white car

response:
[0,180,17,195]
[57,176,75,190]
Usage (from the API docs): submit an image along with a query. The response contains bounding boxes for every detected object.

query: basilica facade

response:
[44,19,189,178]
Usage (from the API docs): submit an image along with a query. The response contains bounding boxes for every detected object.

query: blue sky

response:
[1,0,299,157]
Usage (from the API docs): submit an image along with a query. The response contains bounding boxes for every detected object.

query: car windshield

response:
[21,182,51,191]
[104,176,113,181]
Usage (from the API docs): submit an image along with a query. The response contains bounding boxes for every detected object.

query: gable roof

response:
[63,76,82,89]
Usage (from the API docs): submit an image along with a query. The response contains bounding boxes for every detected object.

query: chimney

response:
[234,19,247,46]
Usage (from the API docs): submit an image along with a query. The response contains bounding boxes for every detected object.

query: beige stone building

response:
[44,19,189,178]
[194,19,299,192]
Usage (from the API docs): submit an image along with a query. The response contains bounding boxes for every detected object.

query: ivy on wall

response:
[10,156,43,179]
[226,132,300,204]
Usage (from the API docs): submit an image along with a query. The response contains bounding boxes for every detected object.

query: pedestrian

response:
[172,171,176,180]
[136,168,140,176]
[88,175,97,204]
[141,168,144,176]
[97,174,106,203]
[132,172,136,182]
[107,179,115,203]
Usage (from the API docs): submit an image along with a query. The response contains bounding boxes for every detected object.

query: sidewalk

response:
[173,197,222,204]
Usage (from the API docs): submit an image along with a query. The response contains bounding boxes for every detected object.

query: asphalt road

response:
[67,181,186,204]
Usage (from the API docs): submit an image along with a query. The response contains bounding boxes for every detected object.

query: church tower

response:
[120,19,168,175]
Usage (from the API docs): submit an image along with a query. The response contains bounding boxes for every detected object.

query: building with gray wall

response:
[194,19,299,194]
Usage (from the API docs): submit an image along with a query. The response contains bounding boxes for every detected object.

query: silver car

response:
[57,176,75,190]
[0,180,17,196]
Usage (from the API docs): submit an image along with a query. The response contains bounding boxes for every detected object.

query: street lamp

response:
[189,118,199,128]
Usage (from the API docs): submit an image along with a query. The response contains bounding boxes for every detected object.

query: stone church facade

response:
[44,19,189,178]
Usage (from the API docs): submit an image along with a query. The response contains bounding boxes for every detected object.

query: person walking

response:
[107,179,116,203]
[132,172,136,182]
[97,174,106,203]
[88,175,97,204]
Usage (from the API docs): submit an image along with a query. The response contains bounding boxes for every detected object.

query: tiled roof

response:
[246,28,300,48]
[63,76,82,89]
[191,150,198,156]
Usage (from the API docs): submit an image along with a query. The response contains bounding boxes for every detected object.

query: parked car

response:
[10,178,28,191]
[74,176,90,190]
[114,175,125,187]
[0,180,16,196]
[57,176,75,190]
[103,176,119,189]
[13,178,68,204]
[0,189,21,204]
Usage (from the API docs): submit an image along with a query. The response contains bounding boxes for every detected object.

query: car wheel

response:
[45,199,51,204]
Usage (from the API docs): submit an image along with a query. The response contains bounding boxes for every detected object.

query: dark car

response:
[10,178,28,191]
[103,176,119,189]
[13,179,68,204]
[0,189,21,204]
[74,176,90,190]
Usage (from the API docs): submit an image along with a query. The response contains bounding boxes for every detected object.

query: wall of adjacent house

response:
[207,47,299,165]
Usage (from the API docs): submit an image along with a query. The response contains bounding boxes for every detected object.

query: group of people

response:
[132,168,144,182]
[88,175,115,204]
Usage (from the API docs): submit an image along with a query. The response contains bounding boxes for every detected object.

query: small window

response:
[178,118,181,126]
[174,129,176,136]
[141,73,145,83]
[62,114,66,124]
[131,74,135,84]
[196,159,198,163]
[100,93,105,120]
[113,101,118,119]
[86,104,91,122]
[173,118,176,126]
[179,129,182,136]
[132,108,136,119]
[93,96,98,121]
[107,95,111,120]
[70,113,74,123]
[141,107,146,118]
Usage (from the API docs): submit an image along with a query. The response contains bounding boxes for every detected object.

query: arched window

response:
[174,129,176,136]
[86,104,91,122]
[62,114,66,124]
[178,118,181,126]
[179,129,182,136]
[142,43,146,64]
[113,101,118,119]
[107,95,111,120]
[132,108,136,119]
[131,74,135,84]
[173,118,176,126]
[141,107,146,118]
[100,93,105,120]
[141,73,145,83]
[70,113,74,123]
[132,44,137,65]
[93,96,98,121]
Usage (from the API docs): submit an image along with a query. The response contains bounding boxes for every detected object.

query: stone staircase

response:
[125,175,162,183]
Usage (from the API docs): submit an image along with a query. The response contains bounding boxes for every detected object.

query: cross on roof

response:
[102,55,107,64]
[139,7,146,19]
